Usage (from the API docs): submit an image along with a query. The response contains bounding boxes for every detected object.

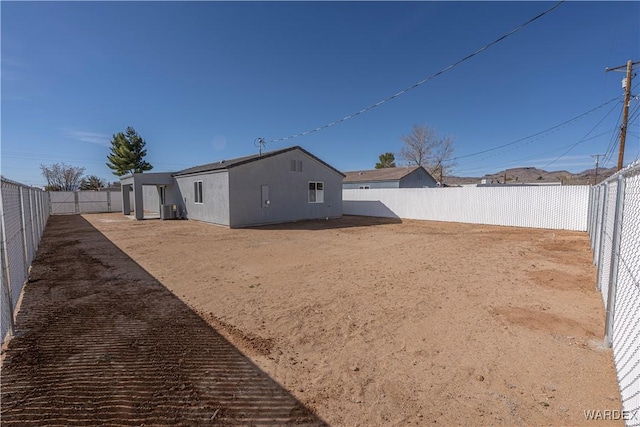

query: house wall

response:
[399,168,438,188]
[120,173,176,220]
[228,150,343,228]
[175,171,230,226]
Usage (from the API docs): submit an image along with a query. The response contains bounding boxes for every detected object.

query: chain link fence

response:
[1,178,50,344]
[588,160,640,425]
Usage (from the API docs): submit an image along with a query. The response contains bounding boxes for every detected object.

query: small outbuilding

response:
[120,146,344,228]
[343,166,438,189]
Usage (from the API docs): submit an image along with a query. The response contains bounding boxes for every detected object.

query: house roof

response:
[343,166,425,183]
[173,146,345,177]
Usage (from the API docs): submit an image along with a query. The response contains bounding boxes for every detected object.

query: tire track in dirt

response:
[1,215,325,426]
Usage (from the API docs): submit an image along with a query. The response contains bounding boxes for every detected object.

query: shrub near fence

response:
[588,160,640,425]
[1,178,50,344]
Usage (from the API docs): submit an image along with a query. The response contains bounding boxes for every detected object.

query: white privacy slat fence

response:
[1,178,50,344]
[343,185,590,231]
[49,190,122,214]
[588,160,640,425]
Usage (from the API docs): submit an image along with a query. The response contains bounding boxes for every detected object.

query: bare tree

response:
[399,124,438,167]
[431,135,457,184]
[399,124,456,184]
[40,163,85,191]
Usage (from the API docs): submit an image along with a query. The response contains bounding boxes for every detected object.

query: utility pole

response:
[591,154,604,185]
[606,60,639,171]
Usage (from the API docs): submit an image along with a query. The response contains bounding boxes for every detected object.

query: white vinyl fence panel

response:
[49,191,76,214]
[344,185,590,231]
[49,190,122,214]
[1,178,50,344]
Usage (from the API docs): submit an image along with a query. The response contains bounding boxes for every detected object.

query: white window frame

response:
[308,181,324,203]
[194,180,203,204]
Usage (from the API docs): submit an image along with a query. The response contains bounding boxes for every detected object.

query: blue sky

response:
[2,1,639,187]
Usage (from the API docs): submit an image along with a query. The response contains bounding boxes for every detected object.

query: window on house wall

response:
[290,159,303,172]
[194,181,203,204]
[359,185,370,189]
[308,181,324,203]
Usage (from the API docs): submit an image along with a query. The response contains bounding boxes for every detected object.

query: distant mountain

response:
[445,166,617,186]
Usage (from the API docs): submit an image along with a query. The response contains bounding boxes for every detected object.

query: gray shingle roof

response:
[173,146,344,177]
[343,166,424,183]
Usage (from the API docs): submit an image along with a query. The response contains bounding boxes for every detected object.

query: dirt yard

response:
[2,213,622,426]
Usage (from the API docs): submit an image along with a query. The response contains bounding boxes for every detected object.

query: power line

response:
[263,0,565,145]
[602,108,625,166]
[451,96,621,162]
[454,129,616,175]
[539,99,621,170]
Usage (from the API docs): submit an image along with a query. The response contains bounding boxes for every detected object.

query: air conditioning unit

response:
[161,204,175,220]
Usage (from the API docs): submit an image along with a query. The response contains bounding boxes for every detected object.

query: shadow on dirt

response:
[248,214,402,231]
[1,215,326,426]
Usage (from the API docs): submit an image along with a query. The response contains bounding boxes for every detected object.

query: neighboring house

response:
[343,166,438,189]
[120,146,344,228]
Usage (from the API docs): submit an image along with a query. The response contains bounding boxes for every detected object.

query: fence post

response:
[107,191,112,212]
[587,186,597,237]
[595,184,609,291]
[593,186,603,263]
[604,174,625,348]
[29,189,37,259]
[74,191,79,214]
[18,187,29,279]
[591,186,599,239]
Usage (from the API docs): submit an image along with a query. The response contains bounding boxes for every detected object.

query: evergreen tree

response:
[375,152,396,169]
[79,175,106,190]
[106,127,153,176]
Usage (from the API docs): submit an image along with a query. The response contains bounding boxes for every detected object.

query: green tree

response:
[375,152,396,169]
[79,175,106,190]
[106,127,153,176]
[40,162,85,191]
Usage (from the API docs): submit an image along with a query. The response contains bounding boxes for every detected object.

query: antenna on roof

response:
[254,137,266,155]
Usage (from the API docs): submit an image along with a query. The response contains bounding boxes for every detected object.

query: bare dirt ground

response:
[2,213,622,426]
[0,215,323,426]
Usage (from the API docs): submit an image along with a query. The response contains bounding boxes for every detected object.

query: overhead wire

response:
[458,79,638,173]
[263,0,566,145]
[456,130,611,177]
[601,110,624,166]
[539,99,622,170]
[454,129,617,175]
[451,96,621,163]
[622,101,640,163]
